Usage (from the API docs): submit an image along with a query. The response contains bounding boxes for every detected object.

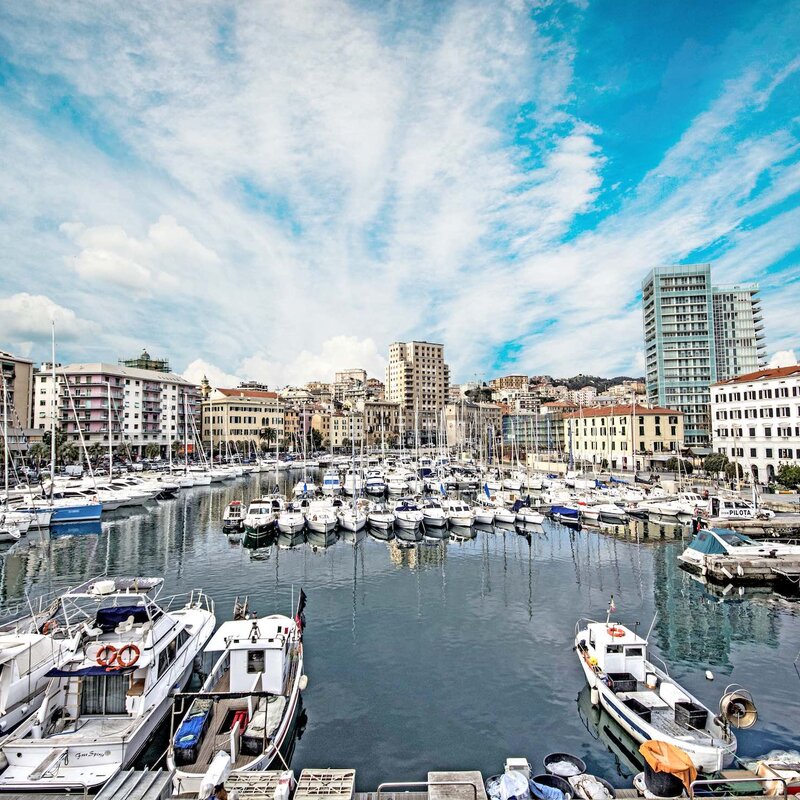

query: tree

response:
[260,427,277,446]
[28,442,48,466]
[145,443,161,460]
[665,457,693,475]
[86,442,105,466]
[777,463,800,489]
[724,461,744,481]
[58,442,79,465]
[341,437,352,451]
[309,429,323,450]
[704,452,729,474]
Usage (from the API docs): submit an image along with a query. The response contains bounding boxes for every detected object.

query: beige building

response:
[329,412,364,449]
[385,341,450,444]
[202,388,284,449]
[445,401,503,449]
[563,404,684,472]
[361,399,401,446]
[1,351,34,429]
[489,374,529,391]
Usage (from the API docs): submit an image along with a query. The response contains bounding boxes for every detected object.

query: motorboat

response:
[575,618,752,772]
[364,470,387,495]
[443,499,475,527]
[513,500,544,525]
[678,528,800,574]
[342,469,363,496]
[550,503,581,525]
[473,501,496,526]
[305,500,337,534]
[0,577,215,791]
[421,498,448,527]
[708,495,775,521]
[292,480,317,498]
[367,503,394,530]
[277,502,307,535]
[338,499,368,532]
[169,596,305,797]
[492,506,516,525]
[241,498,279,536]
[321,468,342,496]
[596,503,628,525]
[393,497,423,529]
[223,501,246,532]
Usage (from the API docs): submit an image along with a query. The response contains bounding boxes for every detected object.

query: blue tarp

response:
[174,703,212,750]
[47,665,135,677]
[96,605,149,632]
[529,780,564,800]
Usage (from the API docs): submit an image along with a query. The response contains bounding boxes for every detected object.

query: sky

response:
[0,0,798,388]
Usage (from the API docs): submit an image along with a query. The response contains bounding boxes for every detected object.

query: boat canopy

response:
[205,616,294,652]
[688,529,757,555]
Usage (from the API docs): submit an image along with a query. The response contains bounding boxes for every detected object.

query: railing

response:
[377,781,479,800]
[690,775,787,799]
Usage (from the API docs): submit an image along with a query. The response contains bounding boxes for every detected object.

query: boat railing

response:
[690,775,787,799]
[159,589,215,616]
[377,780,478,800]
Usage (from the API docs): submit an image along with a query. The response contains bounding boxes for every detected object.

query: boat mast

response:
[183,391,189,474]
[106,381,113,479]
[50,322,56,500]
[2,376,8,503]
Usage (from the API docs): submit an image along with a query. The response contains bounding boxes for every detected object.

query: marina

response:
[0,468,797,796]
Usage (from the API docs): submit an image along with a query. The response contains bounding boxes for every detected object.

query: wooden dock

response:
[700,553,800,584]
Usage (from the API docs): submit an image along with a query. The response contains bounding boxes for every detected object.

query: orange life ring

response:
[607,626,626,638]
[116,643,141,668]
[96,644,118,667]
[42,619,58,635]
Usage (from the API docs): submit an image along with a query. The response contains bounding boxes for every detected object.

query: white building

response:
[710,364,800,484]
[33,362,200,457]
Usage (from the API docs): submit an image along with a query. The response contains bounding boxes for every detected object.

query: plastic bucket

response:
[643,760,683,798]
[532,774,573,799]
[544,753,587,778]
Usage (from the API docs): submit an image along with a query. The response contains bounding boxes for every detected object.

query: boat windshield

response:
[717,531,757,546]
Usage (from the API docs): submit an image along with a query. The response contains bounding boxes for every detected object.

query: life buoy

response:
[42,619,58,635]
[96,644,118,667]
[116,643,140,668]
[607,626,626,638]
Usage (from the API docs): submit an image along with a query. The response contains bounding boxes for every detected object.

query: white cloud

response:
[768,350,797,368]
[182,359,241,389]
[0,293,97,344]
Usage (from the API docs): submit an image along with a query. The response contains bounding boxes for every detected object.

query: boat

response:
[550,504,581,525]
[421,498,448,527]
[443,499,475,527]
[277,501,307,535]
[223,501,246,532]
[473,501,495,526]
[392,497,423,529]
[342,468,363,496]
[321,468,342,496]
[338,498,367,532]
[0,577,216,791]
[364,470,387,495]
[515,504,545,525]
[367,502,394,530]
[305,500,337,534]
[0,518,22,543]
[708,495,775,522]
[169,594,306,797]
[595,503,628,525]
[677,528,800,575]
[575,618,752,772]
[242,498,279,536]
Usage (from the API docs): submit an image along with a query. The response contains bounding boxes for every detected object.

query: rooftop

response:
[56,362,194,385]
[214,388,279,399]
[713,364,800,386]
[564,404,681,419]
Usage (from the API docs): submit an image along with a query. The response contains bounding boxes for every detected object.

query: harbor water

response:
[0,473,797,790]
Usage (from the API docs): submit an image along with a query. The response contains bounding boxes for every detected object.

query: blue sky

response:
[0,0,798,386]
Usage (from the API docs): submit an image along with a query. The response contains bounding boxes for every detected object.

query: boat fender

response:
[590,687,599,706]
[705,670,714,680]
[198,751,232,800]
[299,674,309,691]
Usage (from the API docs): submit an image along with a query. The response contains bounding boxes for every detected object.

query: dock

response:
[698,553,800,584]
[710,514,800,539]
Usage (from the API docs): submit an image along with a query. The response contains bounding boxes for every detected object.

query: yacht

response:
[678,528,800,574]
[575,618,746,771]
[0,578,215,791]
[305,500,337,534]
[321,469,342,496]
[421,498,448,527]
[393,497,423,529]
[169,598,305,797]
[342,469,363,497]
[364,470,387,495]
[443,499,475,527]
[367,502,394,531]
[277,501,307,535]
[241,498,278,536]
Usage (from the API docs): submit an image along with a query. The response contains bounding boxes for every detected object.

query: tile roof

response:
[713,364,800,386]
[217,388,279,399]
[563,404,682,418]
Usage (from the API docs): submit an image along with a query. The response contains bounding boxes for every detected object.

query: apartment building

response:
[489,374,529,391]
[361,399,401,446]
[563,404,684,472]
[329,412,364,448]
[34,362,200,456]
[0,350,36,456]
[201,388,284,449]
[711,364,800,484]
[385,341,450,444]
[444,401,503,449]
[643,264,766,445]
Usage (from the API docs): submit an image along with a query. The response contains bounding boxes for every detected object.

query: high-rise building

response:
[712,284,767,381]
[385,341,450,443]
[0,350,34,429]
[642,264,765,446]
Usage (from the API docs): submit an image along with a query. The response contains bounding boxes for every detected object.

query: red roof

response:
[563,404,681,419]
[542,401,578,408]
[713,364,800,386]
[217,388,279,399]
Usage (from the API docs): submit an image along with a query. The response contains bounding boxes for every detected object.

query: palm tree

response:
[58,442,79,465]
[28,442,48,467]
[87,442,104,466]
[144,443,161,460]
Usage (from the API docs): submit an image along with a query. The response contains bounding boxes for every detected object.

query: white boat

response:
[708,495,775,521]
[338,499,368,532]
[169,597,306,797]
[292,481,317,498]
[367,503,394,530]
[242,498,279,535]
[0,518,22,543]
[473,502,495,526]
[515,506,544,525]
[678,528,800,574]
[364,470,387,495]
[492,506,516,525]
[0,577,216,791]
[393,497,423,529]
[443,499,475,527]
[277,501,307,535]
[342,469,363,496]
[421,498,448,527]
[321,468,342,496]
[595,503,628,525]
[305,500,337,534]
[575,618,748,772]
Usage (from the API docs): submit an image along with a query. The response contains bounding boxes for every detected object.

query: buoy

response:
[705,670,714,680]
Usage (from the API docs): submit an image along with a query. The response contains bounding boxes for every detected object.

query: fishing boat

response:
[0,578,216,791]
[223,501,246,532]
[169,594,306,797]
[575,617,756,772]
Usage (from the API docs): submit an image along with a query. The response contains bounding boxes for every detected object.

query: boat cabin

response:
[709,497,757,520]
[586,622,648,683]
